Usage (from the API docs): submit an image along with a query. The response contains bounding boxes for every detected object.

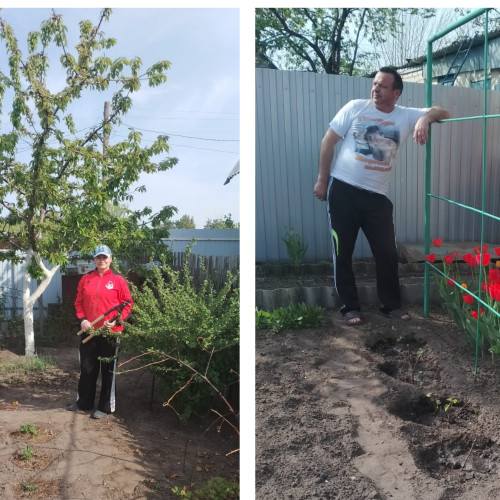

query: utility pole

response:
[103,101,111,184]
[103,101,111,155]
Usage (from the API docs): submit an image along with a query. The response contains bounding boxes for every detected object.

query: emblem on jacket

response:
[106,281,114,290]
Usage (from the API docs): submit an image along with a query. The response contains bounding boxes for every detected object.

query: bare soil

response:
[256,303,500,499]
[0,344,239,499]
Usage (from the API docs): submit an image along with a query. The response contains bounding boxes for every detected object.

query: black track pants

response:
[76,335,119,413]
[327,177,401,312]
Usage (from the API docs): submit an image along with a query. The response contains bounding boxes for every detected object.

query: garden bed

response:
[0,346,238,499]
[256,303,500,499]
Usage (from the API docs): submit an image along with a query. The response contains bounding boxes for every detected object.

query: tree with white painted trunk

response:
[0,9,177,355]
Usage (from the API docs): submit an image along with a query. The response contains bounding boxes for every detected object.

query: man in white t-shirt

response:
[313,67,450,325]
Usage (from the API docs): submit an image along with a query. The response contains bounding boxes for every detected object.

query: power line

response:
[122,124,239,142]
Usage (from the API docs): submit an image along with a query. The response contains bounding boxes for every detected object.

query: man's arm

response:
[413,106,450,145]
[313,127,343,201]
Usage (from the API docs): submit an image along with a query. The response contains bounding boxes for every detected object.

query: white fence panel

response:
[0,258,62,319]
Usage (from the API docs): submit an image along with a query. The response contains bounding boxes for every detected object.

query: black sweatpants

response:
[327,177,401,313]
[76,335,119,413]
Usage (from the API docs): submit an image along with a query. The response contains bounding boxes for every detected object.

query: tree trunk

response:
[23,248,60,357]
[22,267,35,357]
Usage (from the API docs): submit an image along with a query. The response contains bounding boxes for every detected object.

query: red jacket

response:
[74,269,133,332]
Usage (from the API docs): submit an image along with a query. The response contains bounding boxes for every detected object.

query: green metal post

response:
[424,8,493,374]
[424,39,433,318]
[474,11,489,374]
[423,8,490,319]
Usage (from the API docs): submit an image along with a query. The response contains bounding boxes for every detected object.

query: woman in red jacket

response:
[67,244,133,419]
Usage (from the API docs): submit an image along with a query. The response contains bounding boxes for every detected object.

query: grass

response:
[0,354,57,384]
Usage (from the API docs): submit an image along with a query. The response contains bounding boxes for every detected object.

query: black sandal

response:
[379,308,411,321]
[343,310,362,325]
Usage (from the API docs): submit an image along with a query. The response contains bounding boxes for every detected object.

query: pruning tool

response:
[76,299,131,344]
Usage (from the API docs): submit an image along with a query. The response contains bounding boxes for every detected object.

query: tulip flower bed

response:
[426,238,500,354]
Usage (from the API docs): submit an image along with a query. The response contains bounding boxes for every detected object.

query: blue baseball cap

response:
[93,244,112,258]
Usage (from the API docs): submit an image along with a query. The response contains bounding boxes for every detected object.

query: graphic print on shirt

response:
[353,116,400,172]
[106,281,114,290]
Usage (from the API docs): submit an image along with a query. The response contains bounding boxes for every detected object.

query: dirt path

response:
[0,346,238,499]
[256,304,500,500]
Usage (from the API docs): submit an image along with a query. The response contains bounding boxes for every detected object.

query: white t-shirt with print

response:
[329,99,427,195]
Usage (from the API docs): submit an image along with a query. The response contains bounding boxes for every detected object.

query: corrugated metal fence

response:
[256,68,500,263]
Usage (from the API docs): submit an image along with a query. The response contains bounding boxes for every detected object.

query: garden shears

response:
[76,299,131,344]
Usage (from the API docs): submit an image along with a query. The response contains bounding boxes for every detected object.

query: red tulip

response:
[476,253,491,266]
[444,255,454,265]
[463,253,477,267]
[470,309,483,319]
[463,253,473,264]
[489,284,500,301]
[488,268,500,283]
[494,247,500,256]
[473,244,487,254]
[425,253,436,263]
[432,238,443,247]
[462,294,474,305]
[446,276,455,287]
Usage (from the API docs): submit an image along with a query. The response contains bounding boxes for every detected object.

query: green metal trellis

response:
[423,8,497,373]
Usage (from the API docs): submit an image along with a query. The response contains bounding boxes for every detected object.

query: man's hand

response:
[80,319,92,332]
[413,115,430,145]
[413,106,450,145]
[313,180,328,201]
[314,128,341,201]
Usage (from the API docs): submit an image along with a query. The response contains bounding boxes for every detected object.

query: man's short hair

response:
[378,67,403,94]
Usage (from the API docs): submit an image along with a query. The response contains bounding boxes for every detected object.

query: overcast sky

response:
[0,7,240,228]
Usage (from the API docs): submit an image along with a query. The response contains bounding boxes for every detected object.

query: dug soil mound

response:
[0,346,238,499]
[256,304,500,500]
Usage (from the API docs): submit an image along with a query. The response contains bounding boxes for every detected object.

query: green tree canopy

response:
[0,9,177,355]
[256,8,436,75]
[172,214,196,229]
[204,213,239,229]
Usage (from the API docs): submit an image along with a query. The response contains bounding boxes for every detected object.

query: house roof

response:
[398,28,500,69]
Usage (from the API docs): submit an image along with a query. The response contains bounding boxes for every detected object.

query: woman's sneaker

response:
[91,410,108,419]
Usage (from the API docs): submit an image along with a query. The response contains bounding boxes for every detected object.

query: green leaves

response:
[123,250,239,420]
[256,302,326,332]
[0,9,177,266]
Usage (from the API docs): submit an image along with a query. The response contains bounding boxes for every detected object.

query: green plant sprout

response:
[444,397,459,423]
[444,397,458,412]
[22,482,38,495]
[19,423,39,437]
[282,228,308,265]
[409,347,425,385]
[427,393,460,423]
[426,392,442,415]
[22,445,34,461]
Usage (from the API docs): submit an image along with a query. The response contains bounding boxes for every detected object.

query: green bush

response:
[256,302,326,332]
[122,253,239,420]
